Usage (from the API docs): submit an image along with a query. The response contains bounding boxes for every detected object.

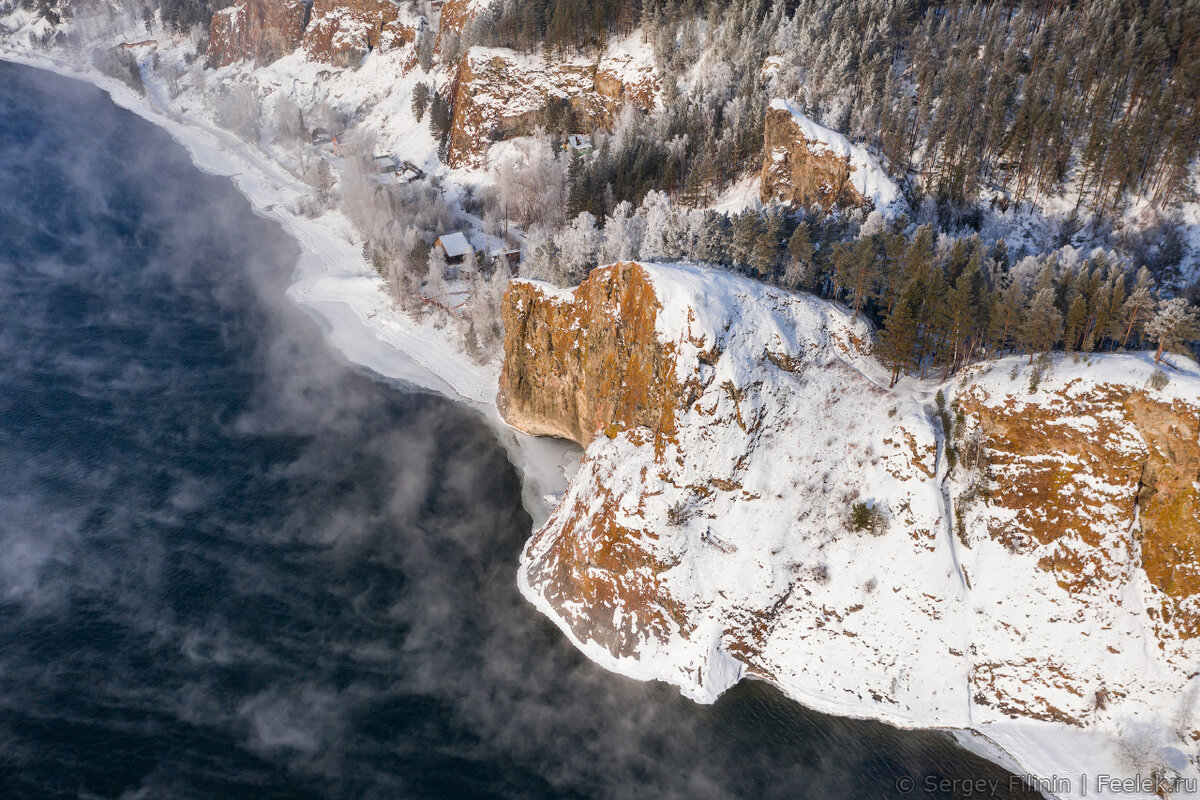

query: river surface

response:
[0,60,1045,800]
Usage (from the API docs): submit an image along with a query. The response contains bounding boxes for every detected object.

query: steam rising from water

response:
[0,61,1041,800]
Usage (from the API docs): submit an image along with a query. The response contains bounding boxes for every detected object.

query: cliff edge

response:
[501,262,1200,794]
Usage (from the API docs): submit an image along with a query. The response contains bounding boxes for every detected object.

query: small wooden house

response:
[566,134,593,156]
[371,155,401,175]
[434,232,472,267]
[490,247,522,276]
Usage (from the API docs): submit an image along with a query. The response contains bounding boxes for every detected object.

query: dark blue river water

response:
[0,61,1044,800]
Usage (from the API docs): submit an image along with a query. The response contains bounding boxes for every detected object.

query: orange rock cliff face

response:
[499,264,693,658]
[435,0,481,50]
[760,103,868,210]
[301,0,417,67]
[445,47,657,170]
[206,0,308,69]
[499,263,1200,723]
[958,382,1200,641]
[206,0,418,69]
[499,263,678,448]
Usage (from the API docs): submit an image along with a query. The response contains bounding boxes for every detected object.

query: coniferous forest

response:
[27,0,1199,371]
[454,0,1200,374]
[460,0,1200,216]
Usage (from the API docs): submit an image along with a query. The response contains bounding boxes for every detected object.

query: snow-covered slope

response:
[503,262,1200,799]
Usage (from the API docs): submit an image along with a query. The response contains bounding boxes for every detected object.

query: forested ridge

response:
[17,0,1200,370]
[459,0,1200,218]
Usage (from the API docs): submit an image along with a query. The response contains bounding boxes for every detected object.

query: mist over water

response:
[0,61,1043,800]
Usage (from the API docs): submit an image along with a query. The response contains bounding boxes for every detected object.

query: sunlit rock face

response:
[760,98,901,213]
[207,0,308,69]
[301,0,418,68]
[501,261,1200,757]
[446,43,657,170]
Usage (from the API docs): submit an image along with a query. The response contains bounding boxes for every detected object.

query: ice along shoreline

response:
[0,45,580,531]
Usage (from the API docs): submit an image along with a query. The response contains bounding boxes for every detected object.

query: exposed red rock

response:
[959,382,1200,639]
[301,0,417,67]
[206,0,307,69]
[501,262,1200,733]
[760,103,867,210]
[435,0,487,52]
[499,263,678,448]
[446,45,657,170]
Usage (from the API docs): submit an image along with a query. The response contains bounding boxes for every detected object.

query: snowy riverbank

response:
[0,44,580,529]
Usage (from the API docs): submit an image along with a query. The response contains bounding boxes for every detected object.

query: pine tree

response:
[411,82,430,123]
[945,257,985,375]
[843,237,878,318]
[1063,291,1089,352]
[878,284,920,387]
[730,213,763,269]
[1146,298,1200,364]
[987,278,1025,356]
[1117,267,1156,349]
[784,222,815,290]
[1018,287,1064,362]
[750,209,786,280]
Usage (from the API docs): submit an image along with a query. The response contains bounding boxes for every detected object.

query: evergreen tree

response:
[1063,291,1089,352]
[1146,298,1200,364]
[411,82,430,123]
[784,222,815,290]
[987,278,1025,356]
[878,284,920,387]
[1018,287,1065,362]
[730,213,763,269]
[1117,267,1157,349]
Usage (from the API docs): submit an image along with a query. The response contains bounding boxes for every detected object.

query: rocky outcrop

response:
[502,261,1200,786]
[436,0,487,51]
[500,265,679,447]
[957,380,1200,641]
[206,0,308,69]
[760,98,900,212]
[301,0,417,67]
[446,43,657,170]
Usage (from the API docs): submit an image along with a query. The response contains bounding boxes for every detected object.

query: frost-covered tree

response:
[638,191,676,262]
[1146,298,1200,364]
[426,247,449,299]
[695,211,732,265]
[212,82,261,143]
[269,94,303,145]
[556,212,600,279]
[494,134,566,230]
[600,201,644,264]
[523,228,567,285]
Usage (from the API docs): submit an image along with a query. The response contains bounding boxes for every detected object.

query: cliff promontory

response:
[301,0,417,67]
[445,40,657,170]
[501,261,1200,792]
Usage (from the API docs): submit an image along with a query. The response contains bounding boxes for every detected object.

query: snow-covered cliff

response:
[503,262,1200,798]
